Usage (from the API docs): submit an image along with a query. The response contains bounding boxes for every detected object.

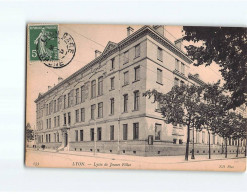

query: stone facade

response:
[34,25,246,156]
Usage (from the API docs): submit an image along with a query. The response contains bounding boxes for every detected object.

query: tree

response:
[216,112,237,158]
[183,26,247,108]
[231,115,246,157]
[200,82,228,159]
[143,84,203,161]
[26,123,34,142]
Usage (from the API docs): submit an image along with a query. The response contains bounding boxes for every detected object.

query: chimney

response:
[174,38,183,49]
[194,73,199,78]
[95,50,102,58]
[127,26,134,36]
[58,77,63,83]
[48,86,52,90]
[153,25,164,36]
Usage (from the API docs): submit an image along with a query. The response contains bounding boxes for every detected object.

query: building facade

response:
[34,25,246,156]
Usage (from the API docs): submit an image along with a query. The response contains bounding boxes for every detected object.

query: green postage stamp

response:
[29,25,59,62]
[28,24,76,68]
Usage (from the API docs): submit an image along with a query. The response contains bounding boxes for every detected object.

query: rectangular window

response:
[134,66,140,81]
[68,92,71,107]
[80,130,83,141]
[75,88,79,104]
[175,59,179,71]
[123,71,129,86]
[75,109,79,123]
[135,44,140,58]
[110,98,114,115]
[196,131,200,143]
[98,102,103,118]
[97,127,102,141]
[123,50,129,64]
[123,94,128,112]
[110,77,115,90]
[123,124,128,140]
[54,100,56,113]
[57,116,60,127]
[81,85,85,103]
[174,78,179,86]
[90,128,94,141]
[46,119,48,129]
[91,80,96,98]
[110,125,114,140]
[49,102,51,115]
[54,133,56,142]
[75,130,78,142]
[155,124,161,140]
[157,47,163,61]
[157,68,163,84]
[91,104,96,120]
[213,134,216,145]
[81,108,85,122]
[64,95,66,109]
[133,123,139,140]
[57,133,59,142]
[134,90,140,111]
[45,104,48,115]
[181,62,185,74]
[57,98,60,111]
[68,112,71,125]
[98,76,103,96]
[49,118,51,129]
[54,117,56,127]
[111,58,115,70]
[64,113,66,125]
[202,132,205,143]
[48,134,51,143]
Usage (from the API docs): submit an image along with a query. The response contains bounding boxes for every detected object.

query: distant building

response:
[34,25,246,156]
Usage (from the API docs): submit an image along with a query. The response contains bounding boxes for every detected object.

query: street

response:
[25,148,246,172]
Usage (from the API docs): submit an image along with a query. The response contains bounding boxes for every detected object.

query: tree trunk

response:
[191,126,195,159]
[185,124,190,161]
[207,126,211,159]
[236,138,239,157]
[245,139,247,157]
[225,138,228,158]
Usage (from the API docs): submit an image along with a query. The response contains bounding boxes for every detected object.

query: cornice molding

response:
[35,25,192,103]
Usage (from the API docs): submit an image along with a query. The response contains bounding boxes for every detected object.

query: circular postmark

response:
[34,27,76,68]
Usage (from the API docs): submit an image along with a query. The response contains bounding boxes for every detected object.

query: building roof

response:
[188,73,206,86]
[35,25,193,103]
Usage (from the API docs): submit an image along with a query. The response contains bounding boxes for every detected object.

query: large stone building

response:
[34,25,246,156]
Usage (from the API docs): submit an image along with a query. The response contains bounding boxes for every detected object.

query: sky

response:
[26,24,222,128]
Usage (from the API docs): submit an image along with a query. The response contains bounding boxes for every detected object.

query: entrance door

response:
[65,133,68,147]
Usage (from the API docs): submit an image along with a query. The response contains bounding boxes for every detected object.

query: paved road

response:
[25,148,246,172]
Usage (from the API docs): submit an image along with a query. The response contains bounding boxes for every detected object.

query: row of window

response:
[45,116,60,129]
[174,77,184,87]
[190,130,221,145]
[42,65,141,117]
[39,133,60,143]
[45,91,141,129]
[175,59,185,74]
[74,122,140,142]
[157,47,185,74]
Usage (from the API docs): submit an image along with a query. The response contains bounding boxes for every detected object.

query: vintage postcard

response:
[25,24,247,171]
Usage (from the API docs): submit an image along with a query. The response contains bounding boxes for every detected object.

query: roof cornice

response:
[35,25,193,103]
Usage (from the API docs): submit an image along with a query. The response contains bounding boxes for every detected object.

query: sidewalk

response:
[28,148,246,164]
